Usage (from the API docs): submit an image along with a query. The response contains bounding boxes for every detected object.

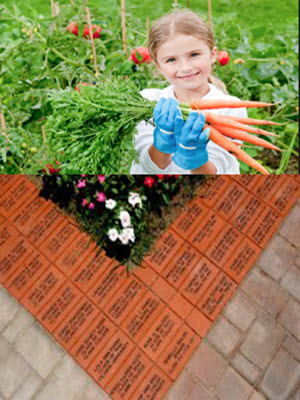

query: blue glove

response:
[153,97,182,154]
[172,112,211,170]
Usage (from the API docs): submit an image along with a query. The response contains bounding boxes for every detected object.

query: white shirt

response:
[130,83,247,175]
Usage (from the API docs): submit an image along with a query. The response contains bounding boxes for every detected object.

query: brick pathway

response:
[0,175,299,400]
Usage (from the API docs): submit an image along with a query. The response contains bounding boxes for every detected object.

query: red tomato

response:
[83,24,102,39]
[67,22,78,36]
[217,50,230,66]
[42,160,61,174]
[129,47,151,64]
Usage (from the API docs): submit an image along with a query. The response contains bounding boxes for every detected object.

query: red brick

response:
[103,276,147,325]
[54,299,99,349]
[72,250,114,293]
[38,220,80,262]
[162,243,202,289]
[186,308,212,338]
[206,226,244,268]
[0,213,4,225]
[231,175,261,190]
[0,175,22,197]
[55,232,96,276]
[133,264,159,287]
[198,176,231,207]
[189,210,227,253]
[3,251,51,299]
[70,313,117,369]
[20,265,65,316]
[36,282,82,333]
[144,229,184,273]
[139,308,182,361]
[106,349,152,400]
[251,175,286,201]
[157,324,201,380]
[121,292,165,343]
[170,199,209,239]
[87,330,135,388]
[231,195,265,234]
[269,177,300,215]
[151,277,176,304]
[247,206,281,248]
[0,235,34,284]
[0,222,19,253]
[213,182,248,220]
[131,366,172,400]
[223,238,261,283]
[198,273,237,321]
[0,178,37,217]
[87,263,127,309]
[168,292,194,319]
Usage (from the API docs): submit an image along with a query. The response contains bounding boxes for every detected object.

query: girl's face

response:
[155,34,217,96]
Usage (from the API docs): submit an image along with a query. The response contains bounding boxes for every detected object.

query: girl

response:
[130,10,247,175]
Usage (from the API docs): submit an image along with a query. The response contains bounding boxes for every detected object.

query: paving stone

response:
[260,348,300,400]
[257,235,295,281]
[206,316,242,358]
[0,287,19,332]
[231,352,262,385]
[279,204,300,248]
[187,341,227,388]
[281,264,300,301]
[34,355,89,400]
[188,383,218,400]
[214,366,253,400]
[2,307,34,343]
[241,270,288,318]
[290,386,300,400]
[283,334,300,361]
[279,299,300,341]
[0,347,33,398]
[164,369,196,400]
[0,335,10,361]
[240,315,285,369]
[223,291,258,332]
[78,379,111,400]
[15,322,65,378]
[11,369,42,400]
[249,392,266,400]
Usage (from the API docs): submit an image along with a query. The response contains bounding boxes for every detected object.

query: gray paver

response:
[78,378,111,400]
[223,292,258,332]
[11,369,42,400]
[206,316,242,357]
[0,336,10,361]
[241,270,288,318]
[15,322,65,378]
[279,298,300,341]
[279,204,300,248]
[281,264,300,301]
[240,314,285,369]
[164,369,196,400]
[231,352,261,385]
[34,355,91,400]
[283,334,300,361]
[0,287,19,332]
[258,235,295,281]
[187,341,227,389]
[2,308,34,343]
[249,392,266,400]
[188,383,218,400]
[214,366,253,400]
[259,348,300,400]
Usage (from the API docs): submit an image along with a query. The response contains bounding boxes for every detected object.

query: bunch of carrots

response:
[180,99,280,175]
[45,79,281,174]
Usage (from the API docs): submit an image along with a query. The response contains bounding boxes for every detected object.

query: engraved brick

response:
[251,175,286,202]
[198,176,231,207]
[198,273,237,321]
[186,308,212,338]
[0,178,37,217]
[3,251,50,299]
[133,366,172,400]
[139,308,182,361]
[0,175,22,196]
[231,196,265,234]
[179,257,219,306]
[213,182,248,220]
[70,313,117,369]
[270,177,300,215]
[231,175,261,190]
[54,299,99,349]
[0,222,19,252]
[247,206,281,248]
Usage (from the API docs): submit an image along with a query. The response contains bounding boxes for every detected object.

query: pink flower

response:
[82,198,88,207]
[81,174,86,177]
[98,175,105,183]
[77,179,86,189]
[88,202,95,210]
[97,192,106,202]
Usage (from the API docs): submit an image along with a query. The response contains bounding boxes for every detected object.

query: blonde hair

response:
[148,10,228,94]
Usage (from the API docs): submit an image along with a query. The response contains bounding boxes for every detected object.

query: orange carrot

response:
[224,115,282,126]
[212,124,281,151]
[208,127,269,175]
[203,112,279,137]
[188,99,274,110]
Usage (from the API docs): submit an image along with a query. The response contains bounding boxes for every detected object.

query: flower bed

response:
[39,174,207,268]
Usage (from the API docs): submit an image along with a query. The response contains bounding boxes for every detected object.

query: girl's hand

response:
[153,97,183,154]
[172,112,211,170]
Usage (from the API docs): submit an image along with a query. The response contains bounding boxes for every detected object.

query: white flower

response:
[128,192,142,208]
[105,199,116,210]
[119,210,131,228]
[108,228,119,242]
[119,231,130,245]
[123,227,135,243]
